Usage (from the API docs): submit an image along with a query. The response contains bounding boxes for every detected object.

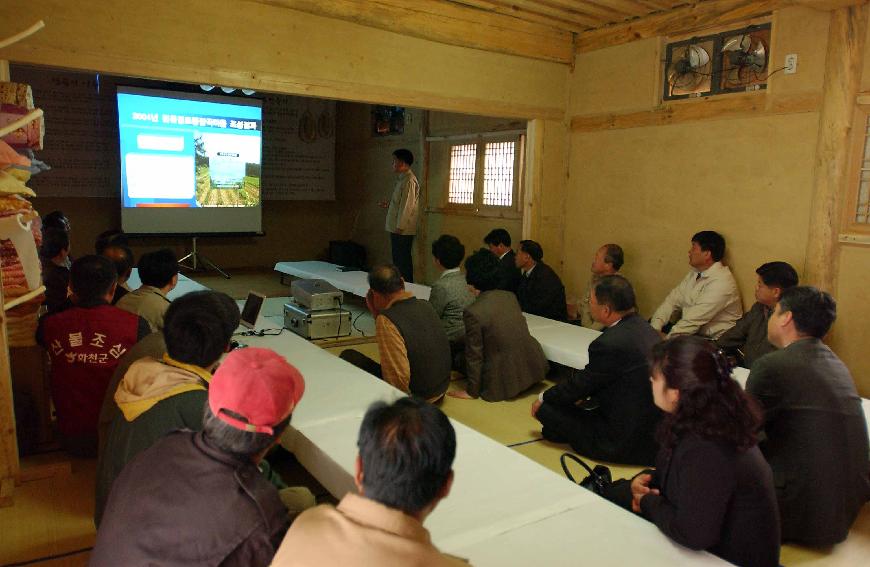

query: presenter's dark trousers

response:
[389,232,415,283]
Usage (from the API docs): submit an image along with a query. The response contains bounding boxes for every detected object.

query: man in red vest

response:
[38,255,148,456]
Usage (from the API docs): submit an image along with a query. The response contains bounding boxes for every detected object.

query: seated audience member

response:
[39,227,71,314]
[117,247,178,332]
[94,290,239,526]
[37,255,149,456]
[532,275,661,465]
[615,337,780,567]
[716,261,798,367]
[449,249,548,401]
[340,265,451,402]
[91,348,304,567]
[101,244,134,305]
[579,243,623,329]
[747,286,870,546]
[94,228,128,255]
[428,234,474,351]
[650,230,742,339]
[97,330,165,453]
[484,227,521,293]
[271,397,465,567]
[515,239,568,321]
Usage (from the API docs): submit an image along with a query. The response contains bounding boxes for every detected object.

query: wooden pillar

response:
[523,119,546,242]
[0,57,21,506]
[804,4,869,291]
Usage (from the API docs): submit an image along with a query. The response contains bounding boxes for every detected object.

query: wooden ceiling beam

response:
[576,0,793,53]
[252,0,575,63]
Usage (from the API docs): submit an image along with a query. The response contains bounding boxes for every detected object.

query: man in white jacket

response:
[382,148,420,282]
[650,230,742,339]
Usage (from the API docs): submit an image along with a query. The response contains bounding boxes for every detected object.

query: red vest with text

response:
[41,304,140,437]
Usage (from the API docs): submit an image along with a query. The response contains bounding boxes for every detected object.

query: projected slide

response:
[117,87,263,234]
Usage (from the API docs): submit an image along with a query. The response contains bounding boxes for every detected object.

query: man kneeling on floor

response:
[271,397,467,566]
[340,264,451,402]
[91,348,306,567]
[532,275,662,465]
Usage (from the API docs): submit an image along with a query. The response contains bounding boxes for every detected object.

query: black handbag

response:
[560,452,613,496]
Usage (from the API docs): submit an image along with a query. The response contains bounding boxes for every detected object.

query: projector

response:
[290,279,343,311]
[283,302,351,340]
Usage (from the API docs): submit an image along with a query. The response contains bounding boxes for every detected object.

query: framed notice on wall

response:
[372,105,404,137]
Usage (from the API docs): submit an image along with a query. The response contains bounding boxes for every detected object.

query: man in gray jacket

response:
[429,235,474,358]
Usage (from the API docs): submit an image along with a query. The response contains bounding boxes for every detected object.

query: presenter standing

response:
[381,149,420,282]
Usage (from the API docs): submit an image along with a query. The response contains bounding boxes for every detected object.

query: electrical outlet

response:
[784,53,798,75]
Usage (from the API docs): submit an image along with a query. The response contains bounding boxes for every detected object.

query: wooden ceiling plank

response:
[557,0,643,19]
[252,0,575,63]
[575,0,796,53]
[453,0,599,31]
[491,0,610,27]
[574,0,661,18]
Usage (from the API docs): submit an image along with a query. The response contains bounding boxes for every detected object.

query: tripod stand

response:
[178,236,230,279]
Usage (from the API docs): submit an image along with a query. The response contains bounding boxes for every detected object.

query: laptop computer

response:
[240,291,266,329]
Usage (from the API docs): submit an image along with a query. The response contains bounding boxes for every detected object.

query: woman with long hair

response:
[626,336,780,567]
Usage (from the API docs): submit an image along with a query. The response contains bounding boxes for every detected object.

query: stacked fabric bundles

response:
[0,81,46,347]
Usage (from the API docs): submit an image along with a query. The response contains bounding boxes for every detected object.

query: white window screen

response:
[448,144,476,204]
[857,116,870,224]
[483,141,515,207]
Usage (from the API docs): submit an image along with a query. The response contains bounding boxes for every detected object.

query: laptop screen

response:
[240,291,265,329]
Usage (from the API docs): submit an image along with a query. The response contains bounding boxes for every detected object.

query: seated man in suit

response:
[341,265,451,402]
[650,230,742,339]
[716,261,798,367]
[271,398,465,567]
[579,243,623,330]
[484,227,521,293]
[449,249,548,402]
[747,286,870,547]
[117,248,178,332]
[532,275,661,465]
[428,234,474,357]
[515,239,568,321]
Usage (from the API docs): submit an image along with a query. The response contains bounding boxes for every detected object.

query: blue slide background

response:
[117,92,262,208]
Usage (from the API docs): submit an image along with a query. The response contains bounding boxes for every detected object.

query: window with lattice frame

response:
[446,137,520,210]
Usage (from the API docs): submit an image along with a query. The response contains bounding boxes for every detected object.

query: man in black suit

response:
[515,240,567,321]
[747,286,870,547]
[532,275,662,465]
[483,228,521,293]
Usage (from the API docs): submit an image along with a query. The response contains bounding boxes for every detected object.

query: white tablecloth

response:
[274,260,431,300]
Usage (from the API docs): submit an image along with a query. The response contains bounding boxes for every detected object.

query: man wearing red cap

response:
[91,347,306,567]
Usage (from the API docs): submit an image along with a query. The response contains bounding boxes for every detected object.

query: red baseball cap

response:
[208,348,305,435]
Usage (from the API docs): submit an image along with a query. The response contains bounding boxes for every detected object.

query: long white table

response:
[275,260,431,300]
[239,299,729,565]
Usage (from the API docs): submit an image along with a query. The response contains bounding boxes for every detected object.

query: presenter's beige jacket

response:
[385,169,420,235]
[650,261,742,339]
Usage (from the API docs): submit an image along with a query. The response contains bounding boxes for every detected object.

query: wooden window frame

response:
[843,102,870,237]
[440,133,525,218]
